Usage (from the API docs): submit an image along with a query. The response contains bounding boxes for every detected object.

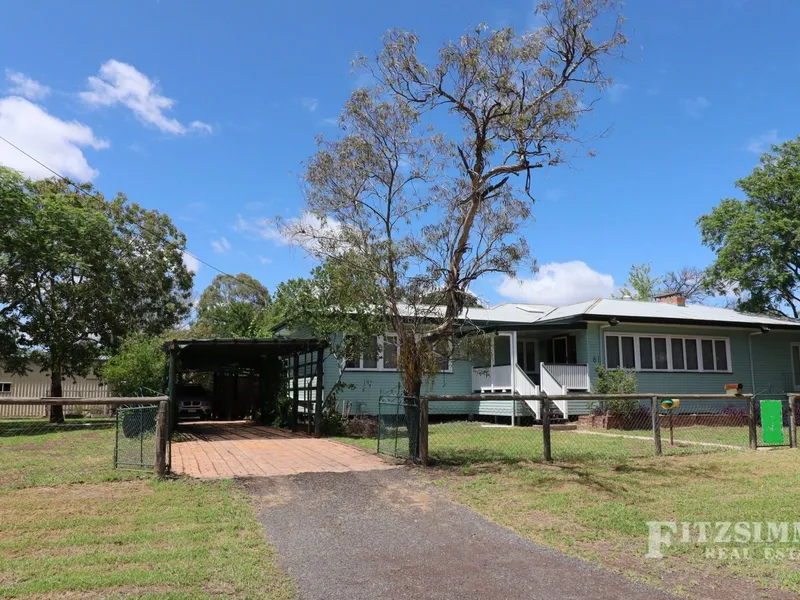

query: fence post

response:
[155,400,168,477]
[314,348,324,438]
[418,396,429,466]
[651,396,662,456]
[541,396,552,463]
[789,395,797,449]
[748,395,758,450]
[291,352,299,432]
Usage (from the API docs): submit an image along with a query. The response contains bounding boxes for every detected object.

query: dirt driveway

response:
[246,468,674,600]
[171,422,394,478]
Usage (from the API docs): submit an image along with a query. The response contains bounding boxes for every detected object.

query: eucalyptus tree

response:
[286,0,626,400]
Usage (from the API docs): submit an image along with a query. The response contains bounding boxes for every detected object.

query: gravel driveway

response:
[245,468,674,600]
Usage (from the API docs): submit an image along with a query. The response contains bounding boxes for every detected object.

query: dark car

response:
[176,384,212,420]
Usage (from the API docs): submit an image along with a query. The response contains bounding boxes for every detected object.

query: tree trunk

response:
[403,374,423,462]
[49,370,64,424]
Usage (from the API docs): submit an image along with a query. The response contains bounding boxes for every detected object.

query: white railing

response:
[514,364,540,418]
[472,365,512,392]
[540,363,568,418]
[542,363,590,391]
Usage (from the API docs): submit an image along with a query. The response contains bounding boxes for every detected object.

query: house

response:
[274,295,800,421]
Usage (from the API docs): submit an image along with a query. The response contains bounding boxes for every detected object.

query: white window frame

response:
[790,343,800,391]
[345,334,453,373]
[604,332,732,373]
[0,382,10,394]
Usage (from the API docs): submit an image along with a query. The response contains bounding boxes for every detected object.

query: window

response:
[671,338,685,370]
[605,333,730,373]
[0,382,10,393]
[792,344,800,390]
[383,335,398,370]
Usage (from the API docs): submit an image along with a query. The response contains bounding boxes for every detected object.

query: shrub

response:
[344,416,378,438]
[591,365,640,420]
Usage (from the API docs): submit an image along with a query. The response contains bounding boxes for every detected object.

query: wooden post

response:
[291,352,299,432]
[542,396,552,463]
[789,395,797,449]
[314,348,324,438]
[167,347,178,434]
[419,396,429,466]
[154,400,169,476]
[651,396,662,456]
[748,394,758,450]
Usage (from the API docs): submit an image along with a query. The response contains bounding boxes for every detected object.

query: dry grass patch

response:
[433,450,800,600]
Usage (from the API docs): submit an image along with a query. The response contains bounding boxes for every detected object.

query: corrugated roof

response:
[535,298,800,329]
[467,297,800,329]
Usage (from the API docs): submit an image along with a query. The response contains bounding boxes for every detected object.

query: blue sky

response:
[0,0,794,306]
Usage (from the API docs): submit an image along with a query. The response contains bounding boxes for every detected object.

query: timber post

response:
[167,346,178,434]
[291,352,299,432]
[155,400,169,476]
[651,396,662,456]
[541,396,552,463]
[314,348,324,438]
[748,395,758,450]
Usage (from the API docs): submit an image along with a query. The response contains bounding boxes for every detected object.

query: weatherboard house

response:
[274,295,800,420]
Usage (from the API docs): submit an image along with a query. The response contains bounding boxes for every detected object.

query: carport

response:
[163,338,327,435]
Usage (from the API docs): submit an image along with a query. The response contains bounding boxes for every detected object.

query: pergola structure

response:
[162,338,327,435]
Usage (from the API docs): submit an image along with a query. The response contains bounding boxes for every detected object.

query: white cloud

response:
[182,252,200,273]
[321,117,338,126]
[496,261,615,306]
[607,83,630,104]
[80,60,211,135]
[5,69,51,100]
[681,96,710,118]
[301,97,319,112]
[258,255,273,265]
[746,129,781,154]
[211,236,231,253]
[0,96,108,180]
[234,211,342,254]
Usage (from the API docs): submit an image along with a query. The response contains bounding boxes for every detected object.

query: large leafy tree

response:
[700,137,800,318]
[0,167,193,421]
[194,273,271,338]
[287,0,625,401]
[102,334,167,397]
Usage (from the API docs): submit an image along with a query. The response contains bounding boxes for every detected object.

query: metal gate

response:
[377,395,419,461]
[114,405,164,470]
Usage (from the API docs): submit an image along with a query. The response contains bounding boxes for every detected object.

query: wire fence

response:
[377,395,418,460]
[0,398,169,490]
[401,393,799,467]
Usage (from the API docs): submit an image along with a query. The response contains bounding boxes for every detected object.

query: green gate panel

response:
[760,400,785,445]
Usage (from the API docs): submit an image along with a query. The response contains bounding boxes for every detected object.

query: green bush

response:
[592,365,639,419]
[102,334,166,397]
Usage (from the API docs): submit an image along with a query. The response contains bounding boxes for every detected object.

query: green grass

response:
[0,421,295,599]
[434,450,800,598]
[336,421,738,465]
[0,478,294,599]
[0,420,148,489]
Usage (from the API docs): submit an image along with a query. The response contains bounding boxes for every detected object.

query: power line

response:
[0,133,270,302]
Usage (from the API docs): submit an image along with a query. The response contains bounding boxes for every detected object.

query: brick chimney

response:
[654,292,686,307]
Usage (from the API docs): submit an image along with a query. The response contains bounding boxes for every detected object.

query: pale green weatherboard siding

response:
[583,322,800,413]
[323,353,476,416]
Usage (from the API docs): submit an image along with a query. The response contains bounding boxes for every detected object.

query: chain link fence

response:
[407,393,797,467]
[0,398,168,489]
[377,395,418,460]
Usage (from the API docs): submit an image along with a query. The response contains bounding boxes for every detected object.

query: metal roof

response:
[462,298,800,330]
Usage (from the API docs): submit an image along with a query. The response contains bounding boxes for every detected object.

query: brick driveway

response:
[171,421,393,479]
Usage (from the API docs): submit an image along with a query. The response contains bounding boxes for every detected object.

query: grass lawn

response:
[0,421,294,599]
[338,423,800,599]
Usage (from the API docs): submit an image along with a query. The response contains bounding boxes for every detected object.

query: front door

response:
[516,339,537,377]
